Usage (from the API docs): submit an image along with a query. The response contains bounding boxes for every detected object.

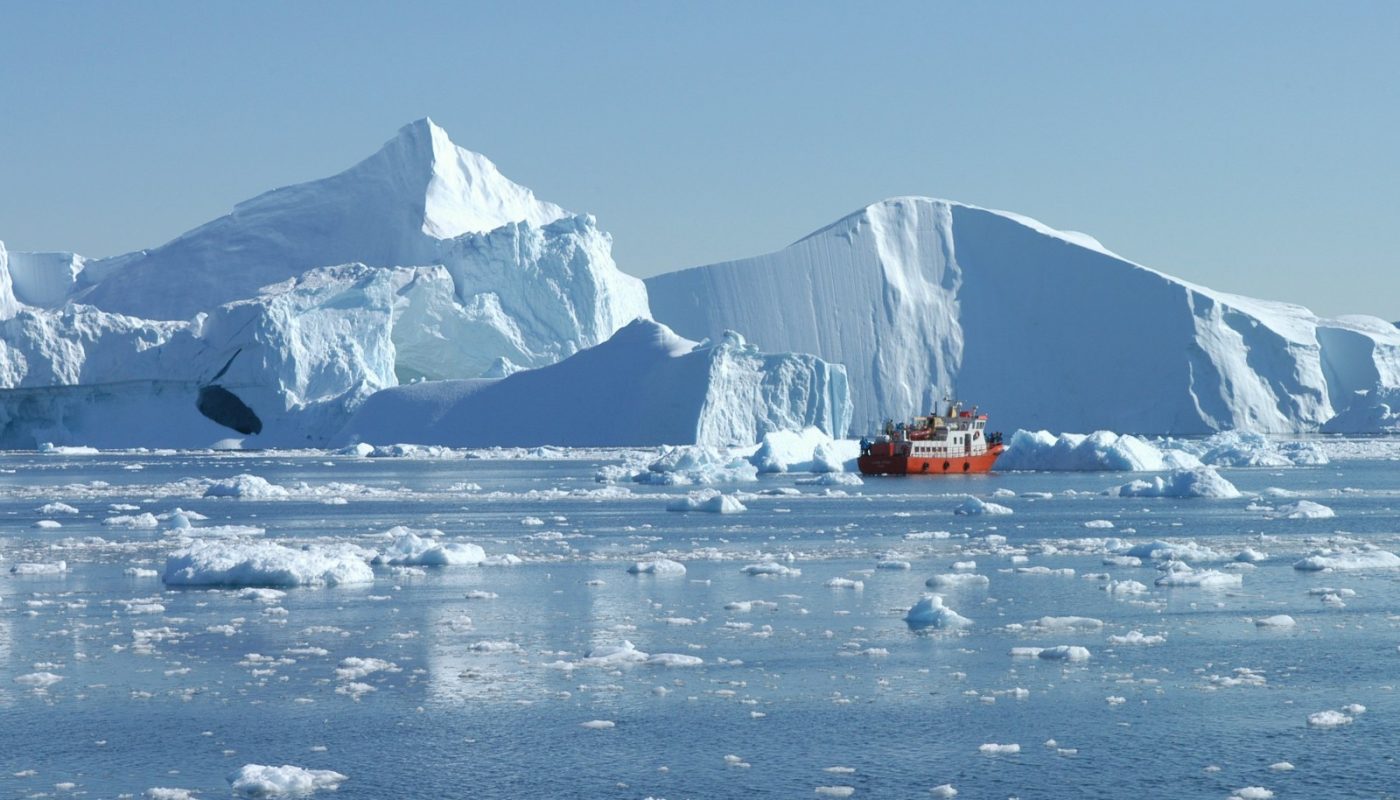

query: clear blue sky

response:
[2,1,1397,319]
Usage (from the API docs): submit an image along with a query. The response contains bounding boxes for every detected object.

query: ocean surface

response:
[3,446,1399,799]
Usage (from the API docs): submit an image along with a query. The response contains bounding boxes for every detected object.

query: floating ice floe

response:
[1030,616,1104,632]
[227,764,347,796]
[978,743,1020,755]
[1229,787,1275,800]
[1294,549,1400,571]
[1121,539,1226,562]
[953,496,1012,516]
[37,502,79,515]
[997,430,1201,471]
[667,490,747,513]
[904,594,972,630]
[825,577,864,590]
[814,787,855,798]
[1107,630,1166,645]
[204,474,291,499]
[14,671,64,688]
[1254,615,1297,627]
[1112,467,1241,499]
[741,562,801,577]
[580,720,616,730]
[372,527,485,566]
[749,427,856,473]
[580,641,650,666]
[10,561,67,575]
[930,785,958,797]
[795,472,864,486]
[628,558,687,576]
[1153,567,1242,588]
[163,541,374,587]
[104,512,160,529]
[1011,645,1091,661]
[1306,710,1353,728]
[875,559,912,571]
[1103,579,1149,596]
[632,446,759,485]
[1275,500,1335,519]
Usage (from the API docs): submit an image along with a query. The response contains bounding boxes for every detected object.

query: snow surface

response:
[646,196,1400,434]
[336,320,849,447]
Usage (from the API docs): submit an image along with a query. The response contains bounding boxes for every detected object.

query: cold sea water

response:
[2,444,1399,799]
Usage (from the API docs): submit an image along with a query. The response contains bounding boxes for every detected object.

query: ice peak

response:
[372,117,568,239]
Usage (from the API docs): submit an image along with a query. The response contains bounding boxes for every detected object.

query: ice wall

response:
[647,197,1400,434]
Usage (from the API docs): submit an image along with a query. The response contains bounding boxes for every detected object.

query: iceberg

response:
[335,320,850,448]
[0,120,650,447]
[646,197,1400,434]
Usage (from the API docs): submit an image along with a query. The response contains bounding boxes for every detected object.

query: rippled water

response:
[3,449,1399,798]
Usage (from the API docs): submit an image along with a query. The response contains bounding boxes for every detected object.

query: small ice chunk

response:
[628,559,687,576]
[904,594,972,630]
[1254,615,1296,628]
[1306,710,1353,728]
[741,562,801,577]
[978,743,1020,755]
[580,720,616,730]
[204,474,291,499]
[953,496,1012,516]
[227,764,347,796]
[667,490,747,513]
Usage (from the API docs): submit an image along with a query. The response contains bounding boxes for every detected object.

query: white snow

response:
[227,764,347,796]
[163,541,374,587]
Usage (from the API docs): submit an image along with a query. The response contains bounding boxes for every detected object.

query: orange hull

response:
[858,444,1005,476]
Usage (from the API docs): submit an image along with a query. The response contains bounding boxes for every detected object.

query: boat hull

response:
[858,445,1004,476]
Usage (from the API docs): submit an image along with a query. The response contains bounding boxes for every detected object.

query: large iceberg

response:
[646,197,1400,434]
[334,319,850,447]
[0,121,658,446]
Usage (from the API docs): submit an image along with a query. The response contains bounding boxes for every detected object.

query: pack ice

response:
[0,120,841,447]
[646,197,1400,434]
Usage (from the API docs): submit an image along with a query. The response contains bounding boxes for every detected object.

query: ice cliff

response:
[646,197,1400,434]
[334,319,851,448]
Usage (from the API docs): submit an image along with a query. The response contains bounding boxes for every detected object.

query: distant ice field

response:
[3,441,1400,798]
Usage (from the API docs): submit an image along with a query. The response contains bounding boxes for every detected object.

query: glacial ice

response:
[227,764,348,797]
[646,196,1400,435]
[163,541,375,587]
[372,527,486,566]
[336,320,850,448]
[1112,468,1242,499]
[904,594,972,629]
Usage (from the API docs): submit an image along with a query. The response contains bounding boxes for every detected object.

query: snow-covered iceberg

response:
[334,320,850,447]
[646,197,1400,434]
[0,120,651,447]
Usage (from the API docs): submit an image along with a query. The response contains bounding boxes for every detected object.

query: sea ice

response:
[372,527,485,566]
[953,496,1012,516]
[163,541,374,587]
[1293,549,1400,571]
[204,475,291,499]
[1112,468,1241,499]
[627,559,687,576]
[227,764,347,796]
[667,490,747,513]
[904,594,972,630]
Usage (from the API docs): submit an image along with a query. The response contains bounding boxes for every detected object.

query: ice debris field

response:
[4,433,1400,798]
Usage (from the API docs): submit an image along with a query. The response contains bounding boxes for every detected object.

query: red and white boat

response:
[858,401,1004,476]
